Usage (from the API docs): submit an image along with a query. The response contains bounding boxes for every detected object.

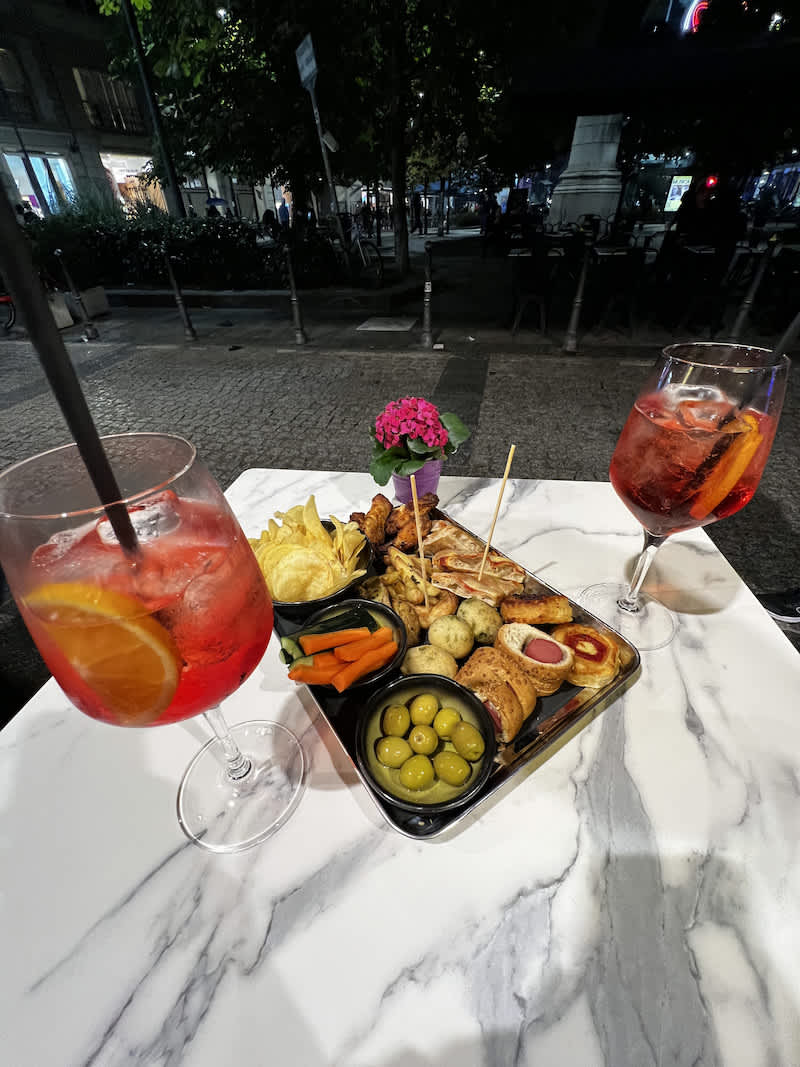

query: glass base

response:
[177,721,305,853]
[579,582,677,652]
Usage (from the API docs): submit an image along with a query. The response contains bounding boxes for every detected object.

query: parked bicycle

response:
[319,215,384,289]
[1,291,15,332]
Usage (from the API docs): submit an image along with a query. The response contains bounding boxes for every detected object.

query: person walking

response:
[411,191,422,234]
[278,198,290,229]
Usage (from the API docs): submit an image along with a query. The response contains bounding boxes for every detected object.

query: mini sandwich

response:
[422,519,483,555]
[495,623,574,695]
[499,593,573,626]
[550,624,620,688]
[454,670,523,744]
[456,646,538,722]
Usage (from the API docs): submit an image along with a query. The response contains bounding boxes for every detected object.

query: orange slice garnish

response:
[689,413,763,521]
[25,582,181,725]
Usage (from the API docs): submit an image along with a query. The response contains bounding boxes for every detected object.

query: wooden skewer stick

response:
[410,473,430,612]
[478,444,516,581]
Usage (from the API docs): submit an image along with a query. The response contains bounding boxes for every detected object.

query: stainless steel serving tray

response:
[273,509,641,839]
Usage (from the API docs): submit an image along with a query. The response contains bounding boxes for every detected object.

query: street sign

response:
[295,34,317,91]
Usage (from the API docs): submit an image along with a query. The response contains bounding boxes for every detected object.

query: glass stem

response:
[203,706,252,781]
[618,531,667,613]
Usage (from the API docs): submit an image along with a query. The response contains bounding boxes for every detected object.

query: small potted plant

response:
[369,396,470,502]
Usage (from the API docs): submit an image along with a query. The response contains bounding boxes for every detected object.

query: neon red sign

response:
[682,0,709,33]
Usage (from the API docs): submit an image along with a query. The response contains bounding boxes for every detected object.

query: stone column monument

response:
[548,114,624,227]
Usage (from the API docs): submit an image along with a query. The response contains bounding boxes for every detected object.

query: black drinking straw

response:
[0,188,139,555]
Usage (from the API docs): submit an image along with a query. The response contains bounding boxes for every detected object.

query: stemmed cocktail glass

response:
[0,433,305,852]
[581,343,789,650]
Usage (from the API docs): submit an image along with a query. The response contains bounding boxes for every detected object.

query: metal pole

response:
[307,82,347,253]
[119,0,186,218]
[0,85,51,216]
[421,240,433,348]
[729,234,779,341]
[164,252,197,341]
[563,232,593,354]
[284,243,308,345]
[54,248,99,340]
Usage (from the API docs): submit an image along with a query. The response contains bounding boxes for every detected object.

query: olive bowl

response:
[271,520,374,621]
[298,599,407,690]
[355,674,497,814]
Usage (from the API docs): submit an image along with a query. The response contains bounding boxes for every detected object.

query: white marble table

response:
[3,470,800,1067]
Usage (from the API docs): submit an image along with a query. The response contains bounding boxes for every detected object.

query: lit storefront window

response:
[3,152,76,214]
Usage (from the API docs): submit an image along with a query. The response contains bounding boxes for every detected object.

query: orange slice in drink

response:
[25,582,181,725]
[689,413,763,521]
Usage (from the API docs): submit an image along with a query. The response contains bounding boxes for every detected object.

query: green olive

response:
[433,707,461,739]
[399,754,435,790]
[382,704,411,737]
[433,751,471,787]
[409,693,439,725]
[375,736,413,769]
[451,721,485,762]
[408,724,438,755]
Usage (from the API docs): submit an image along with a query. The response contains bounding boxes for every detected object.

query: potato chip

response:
[249,495,367,602]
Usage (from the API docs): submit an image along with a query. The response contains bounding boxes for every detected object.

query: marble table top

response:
[2,470,799,1067]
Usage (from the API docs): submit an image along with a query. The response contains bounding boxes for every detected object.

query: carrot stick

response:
[331,641,399,693]
[299,627,372,655]
[288,664,343,685]
[309,651,340,669]
[333,627,393,661]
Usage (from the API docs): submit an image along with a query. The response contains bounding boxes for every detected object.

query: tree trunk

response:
[389,5,409,275]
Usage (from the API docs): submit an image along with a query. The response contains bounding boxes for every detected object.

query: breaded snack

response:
[499,593,573,626]
[455,646,537,721]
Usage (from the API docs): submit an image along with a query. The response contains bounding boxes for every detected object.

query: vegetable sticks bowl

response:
[282,599,407,693]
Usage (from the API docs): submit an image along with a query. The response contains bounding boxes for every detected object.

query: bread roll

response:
[550,624,620,688]
[495,623,573,695]
[499,594,573,625]
[455,646,537,720]
[454,672,523,744]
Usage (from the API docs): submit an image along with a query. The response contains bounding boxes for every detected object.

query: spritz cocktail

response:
[0,433,304,852]
[582,343,789,650]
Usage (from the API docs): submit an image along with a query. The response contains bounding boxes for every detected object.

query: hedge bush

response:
[28,203,283,290]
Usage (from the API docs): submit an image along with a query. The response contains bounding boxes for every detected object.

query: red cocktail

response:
[581,344,789,650]
[19,494,273,727]
[0,434,304,852]
[610,391,779,538]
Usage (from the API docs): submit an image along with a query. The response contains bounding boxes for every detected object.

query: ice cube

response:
[96,491,181,547]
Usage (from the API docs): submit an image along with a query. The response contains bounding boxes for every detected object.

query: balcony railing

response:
[82,100,146,135]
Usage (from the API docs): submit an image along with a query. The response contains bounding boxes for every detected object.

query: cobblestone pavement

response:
[2,241,799,715]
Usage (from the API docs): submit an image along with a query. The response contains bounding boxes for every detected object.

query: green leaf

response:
[369,445,407,486]
[395,457,427,476]
[441,412,470,449]
[407,435,435,455]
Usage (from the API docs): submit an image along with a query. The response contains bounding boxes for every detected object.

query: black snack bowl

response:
[298,599,408,690]
[271,520,374,621]
[356,674,498,814]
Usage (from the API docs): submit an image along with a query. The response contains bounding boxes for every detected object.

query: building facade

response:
[0,0,167,214]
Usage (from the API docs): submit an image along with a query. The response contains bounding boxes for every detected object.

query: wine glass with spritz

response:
[0,433,305,852]
[581,343,789,650]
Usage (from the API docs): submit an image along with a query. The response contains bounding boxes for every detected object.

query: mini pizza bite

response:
[550,624,620,688]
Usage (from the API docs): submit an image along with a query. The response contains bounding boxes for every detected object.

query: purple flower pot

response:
[391,459,443,504]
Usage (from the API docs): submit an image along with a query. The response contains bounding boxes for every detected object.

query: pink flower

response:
[373,396,451,454]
